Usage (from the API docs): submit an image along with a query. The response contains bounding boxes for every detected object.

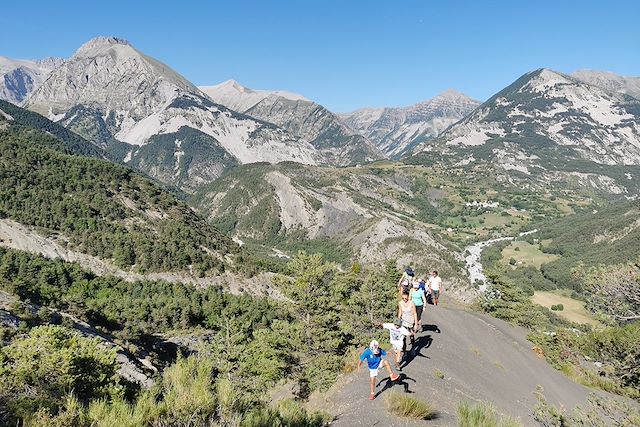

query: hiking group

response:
[357,267,443,400]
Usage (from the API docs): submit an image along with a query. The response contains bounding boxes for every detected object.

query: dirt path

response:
[312,299,601,426]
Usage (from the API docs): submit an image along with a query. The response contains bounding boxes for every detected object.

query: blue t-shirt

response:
[360,348,386,369]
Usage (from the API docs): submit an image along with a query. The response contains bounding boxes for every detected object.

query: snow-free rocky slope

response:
[411,68,640,197]
[201,80,385,166]
[341,90,480,158]
[24,37,323,191]
[572,69,640,100]
[0,56,63,105]
[192,161,478,303]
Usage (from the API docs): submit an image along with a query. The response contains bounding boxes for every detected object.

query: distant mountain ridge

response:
[572,69,640,100]
[15,36,386,189]
[21,37,326,191]
[410,68,640,197]
[340,90,481,158]
[201,79,385,166]
[199,79,309,112]
[0,56,63,105]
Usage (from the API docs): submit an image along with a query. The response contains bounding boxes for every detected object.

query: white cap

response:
[370,340,380,351]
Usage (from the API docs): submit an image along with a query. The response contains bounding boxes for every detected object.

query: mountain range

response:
[412,68,640,198]
[340,90,481,158]
[0,36,486,191]
[201,79,384,166]
[1,36,639,200]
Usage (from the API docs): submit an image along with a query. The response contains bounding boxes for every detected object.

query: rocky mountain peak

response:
[73,36,132,58]
[431,89,473,102]
[35,57,65,68]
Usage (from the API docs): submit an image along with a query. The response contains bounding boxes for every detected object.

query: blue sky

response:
[1,0,638,112]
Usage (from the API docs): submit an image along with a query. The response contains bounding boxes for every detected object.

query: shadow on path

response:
[422,323,441,334]
[402,334,432,368]
[375,373,417,398]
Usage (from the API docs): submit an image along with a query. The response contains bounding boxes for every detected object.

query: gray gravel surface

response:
[314,299,600,426]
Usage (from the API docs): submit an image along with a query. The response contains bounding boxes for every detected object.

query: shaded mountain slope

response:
[0,99,108,159]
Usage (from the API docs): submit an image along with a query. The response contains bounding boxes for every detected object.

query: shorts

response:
[402,319,415,331]
[369,367,381,378]
[390,339,404,352]
[415,305,424,320]
[431,290,440,299]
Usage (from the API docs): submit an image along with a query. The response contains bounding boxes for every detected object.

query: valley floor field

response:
[532,291,601,327]
[312,299,601,426]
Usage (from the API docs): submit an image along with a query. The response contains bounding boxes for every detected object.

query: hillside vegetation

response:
[0,124,238,275]
[0,247,402,426]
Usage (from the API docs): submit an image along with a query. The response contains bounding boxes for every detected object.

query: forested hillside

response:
[0,99,107,159]
[0,119,238,275]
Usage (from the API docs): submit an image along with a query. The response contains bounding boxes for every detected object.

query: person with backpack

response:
[382,319,411,370]
[358,340,400,400]
[397,266,415,296]
[410,279,427,331]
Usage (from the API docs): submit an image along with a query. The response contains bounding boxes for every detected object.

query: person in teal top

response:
[410,280,427,331]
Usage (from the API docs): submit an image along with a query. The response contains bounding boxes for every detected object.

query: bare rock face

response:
[23,37,324,191]
[572,69,640,100]
[201,79,385,165]
[26,36,198,120]
[0,56,63,105]
[340,90,481,158]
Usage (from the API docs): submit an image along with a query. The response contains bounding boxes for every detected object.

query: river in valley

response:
[464,230,537,291]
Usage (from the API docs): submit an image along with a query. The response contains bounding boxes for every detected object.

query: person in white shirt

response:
[428,270,442,306]
[382,319,411,370]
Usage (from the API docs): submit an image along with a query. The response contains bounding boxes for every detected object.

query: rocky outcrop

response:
[341,90,480,158]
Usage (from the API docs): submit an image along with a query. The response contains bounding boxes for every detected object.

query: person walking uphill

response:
[358,340,400,400]
[383,319,411,370]
[398,291,418,350]
[397,266,415,296]
[410,279,427,330]
[429,270,442,306]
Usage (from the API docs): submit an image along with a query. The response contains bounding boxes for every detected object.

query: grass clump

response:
[458,401,522,427]
[385,392,436,420]
[433,368,445,379]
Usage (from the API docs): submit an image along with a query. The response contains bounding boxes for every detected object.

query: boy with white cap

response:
[357,340,400,400]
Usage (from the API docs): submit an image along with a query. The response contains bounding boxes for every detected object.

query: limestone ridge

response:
[340,89,481,158]
[572,69,640,100]
[22,37,324,191]
[201,80,385,166]
[199,79,310,113]
[417,69,640,164]
[409,68,640,197]
[0,56,64,105]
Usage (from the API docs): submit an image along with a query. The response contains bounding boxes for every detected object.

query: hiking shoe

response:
[390,373,400,381]
[368,393,375,400]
